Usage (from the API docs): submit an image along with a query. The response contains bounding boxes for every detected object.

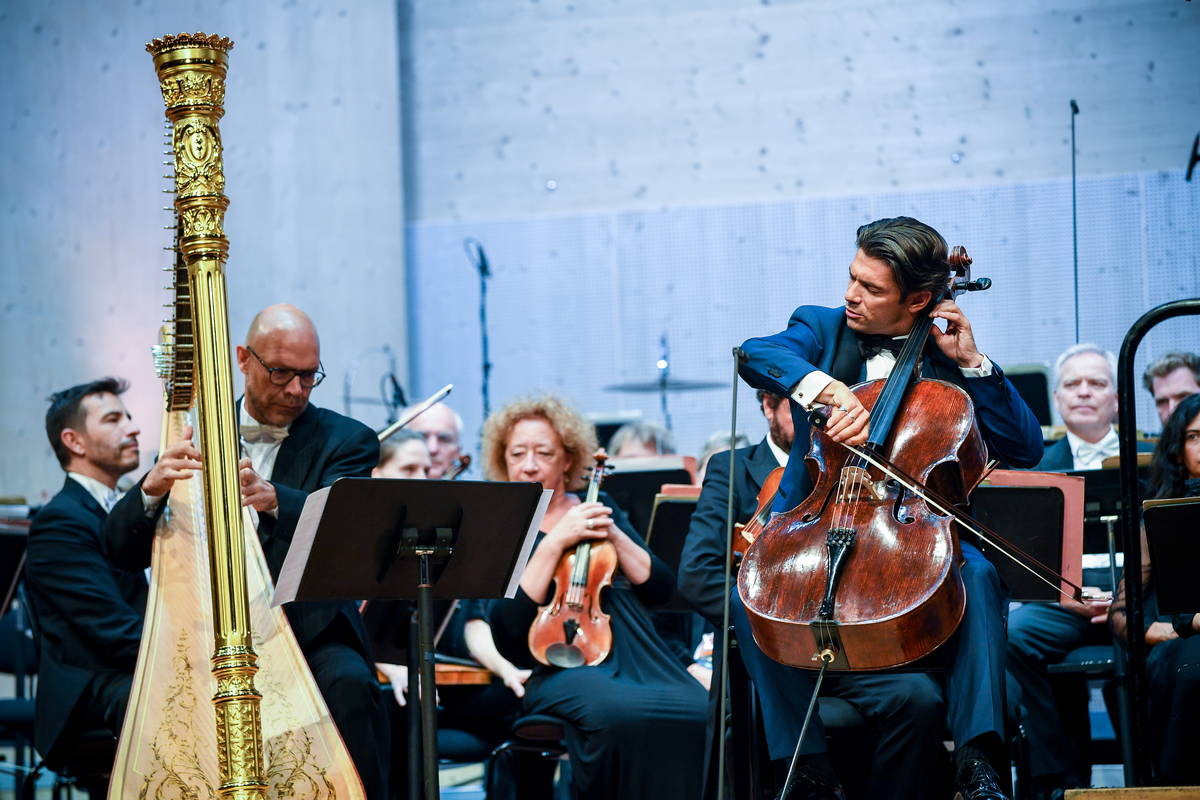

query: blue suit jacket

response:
[739,305,1044,510]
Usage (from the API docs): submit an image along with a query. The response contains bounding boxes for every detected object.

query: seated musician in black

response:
[734,217,1043,800]
[677,388,947,799]
[105,304,390,799]
[1109,392,1200,785]
[1007,344,1151,798]
[24,378,152,792]
[481,395,708,800]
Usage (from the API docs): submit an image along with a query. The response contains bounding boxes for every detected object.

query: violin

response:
[733,465,785,557]
[528,451,617,668]
[738,246,994,671]
[444,453,472,480]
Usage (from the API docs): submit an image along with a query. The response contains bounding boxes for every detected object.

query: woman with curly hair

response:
[477,394,707,799]
[1109,391,1200,784]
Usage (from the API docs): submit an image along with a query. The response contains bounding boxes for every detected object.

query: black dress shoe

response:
[953,758,1010,800]
[775,768,848,800]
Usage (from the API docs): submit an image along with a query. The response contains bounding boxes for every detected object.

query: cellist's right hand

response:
[546,501,613,551]
[814,381,870,445]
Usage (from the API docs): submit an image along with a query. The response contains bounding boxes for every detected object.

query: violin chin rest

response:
[546,643,586,669]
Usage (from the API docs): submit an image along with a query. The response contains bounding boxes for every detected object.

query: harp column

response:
[148,33,267,800]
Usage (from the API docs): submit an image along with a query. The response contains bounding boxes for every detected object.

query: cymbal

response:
[604,378,725,393]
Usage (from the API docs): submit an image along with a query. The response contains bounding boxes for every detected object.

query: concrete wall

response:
[399,0,1200,461]
[0,0,407,502]
[402,0,1199,221]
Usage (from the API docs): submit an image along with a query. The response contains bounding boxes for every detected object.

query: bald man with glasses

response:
[106,303,390,798]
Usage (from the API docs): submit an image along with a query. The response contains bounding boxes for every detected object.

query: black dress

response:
[486,492,708,800]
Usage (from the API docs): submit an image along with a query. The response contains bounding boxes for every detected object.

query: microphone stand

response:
[1070,98,1080,343]
[658,332,672,433]
[464,238,492,419]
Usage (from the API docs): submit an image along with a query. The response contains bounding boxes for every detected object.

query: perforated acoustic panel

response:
[408,169,1199,465]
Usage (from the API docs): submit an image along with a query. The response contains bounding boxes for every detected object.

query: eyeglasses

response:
[245,346,325,388]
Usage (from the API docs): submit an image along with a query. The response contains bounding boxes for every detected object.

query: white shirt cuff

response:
[959,354,994,378]
[140,489,165,517]
[791,371,835,410]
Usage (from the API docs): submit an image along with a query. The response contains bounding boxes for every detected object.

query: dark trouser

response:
[52,671,132,797]
[731,541,1007,798]
[1006,601,1107,785]
[305,636,392,800]
[1146,635,1200,785]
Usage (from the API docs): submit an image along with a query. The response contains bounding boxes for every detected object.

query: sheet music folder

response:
[1142,496,1200,616]
[274,478,551,605]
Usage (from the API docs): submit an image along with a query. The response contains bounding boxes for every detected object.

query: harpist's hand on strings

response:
[142,425,202,497]
[929,299,984,369]
[238,457,278,513]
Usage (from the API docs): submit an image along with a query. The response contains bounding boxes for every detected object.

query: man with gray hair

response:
[404,401,465,479]
[1037,343,1122,470]
[1010,343,1152,797]
[1143,351,1200,427]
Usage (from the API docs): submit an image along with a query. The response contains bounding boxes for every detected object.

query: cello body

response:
[737,377,987,671]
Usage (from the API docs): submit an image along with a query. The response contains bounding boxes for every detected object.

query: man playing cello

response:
[734,217,1043,800]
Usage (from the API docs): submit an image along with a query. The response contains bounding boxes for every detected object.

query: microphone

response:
[1070,99,1079,115]
[389,374,407,408]
[464,238,491,278]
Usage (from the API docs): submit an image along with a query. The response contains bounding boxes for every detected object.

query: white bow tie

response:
[240,422,290,444]
[1076,439,1119,465]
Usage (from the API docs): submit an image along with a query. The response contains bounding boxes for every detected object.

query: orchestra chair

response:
[20,584,118,800]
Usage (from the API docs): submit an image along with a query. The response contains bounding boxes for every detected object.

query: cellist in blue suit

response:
[733,217,1043,800]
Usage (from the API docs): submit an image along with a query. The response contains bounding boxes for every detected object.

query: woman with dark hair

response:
[480,394,707,800]
[1109,392,1200,784]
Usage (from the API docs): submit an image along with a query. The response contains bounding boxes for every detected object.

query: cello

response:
[738,247,993,671]
[528,450,617,668]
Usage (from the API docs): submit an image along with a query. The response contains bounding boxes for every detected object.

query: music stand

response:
[274,478,551,800]
[1142,496,1200,616]
[605,455,696,535]
[973,470,1084,601]
[645,488,701,611]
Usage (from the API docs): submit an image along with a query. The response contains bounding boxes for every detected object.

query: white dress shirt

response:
[766,435,790,468]
[790,337,995,410]
[1066,426,1120,471]
[67,472,120,512]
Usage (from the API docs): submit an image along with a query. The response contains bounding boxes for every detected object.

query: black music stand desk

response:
[1143,496,1200,616]
[274,477,551,800]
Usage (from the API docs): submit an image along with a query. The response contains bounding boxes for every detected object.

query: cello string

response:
[843,443,1083,600]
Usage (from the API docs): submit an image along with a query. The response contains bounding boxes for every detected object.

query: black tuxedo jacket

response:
[25,478,147,760]
[1037,437,1074,470]
[677,438,779,627]
[106,401,380,655]
[1036,434,1154,471]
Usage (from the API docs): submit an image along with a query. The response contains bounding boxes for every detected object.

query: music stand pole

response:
[407,607,421,800]
[414,544,446,800]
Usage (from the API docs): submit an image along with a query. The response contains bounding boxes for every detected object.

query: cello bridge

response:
[838,466,884,500]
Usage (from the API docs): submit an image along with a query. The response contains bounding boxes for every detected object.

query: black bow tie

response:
[857,333,907,361]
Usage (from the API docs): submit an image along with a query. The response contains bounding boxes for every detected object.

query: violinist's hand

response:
[928,299,984,369]
[142,426,202,497]
[376,663,410,707]
[498,663,532,698]
[545,501,613,553]
[239,458,278,513]
[813,381,869,446]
